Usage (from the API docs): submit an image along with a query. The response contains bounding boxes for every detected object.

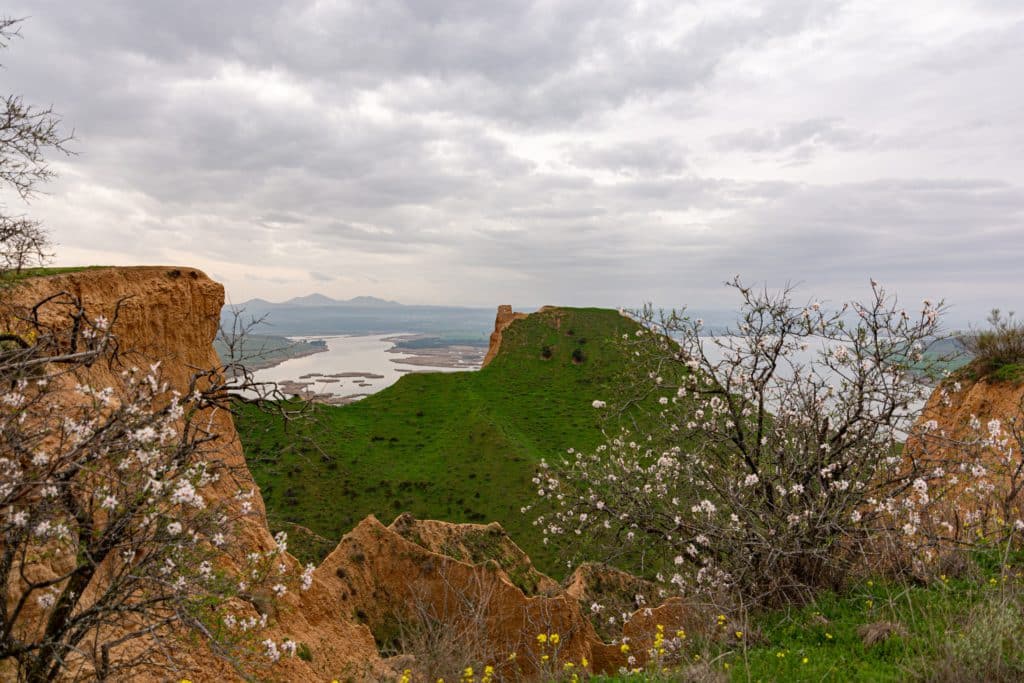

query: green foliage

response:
[991,363,1024,384]
[235,307,641,574]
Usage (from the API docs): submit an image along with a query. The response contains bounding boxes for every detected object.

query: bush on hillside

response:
[961,308,1024,374]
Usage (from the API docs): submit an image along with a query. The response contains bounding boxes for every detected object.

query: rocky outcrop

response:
[390,514,561,597]
[3,267,383,680]
[314,513,709,678]
[589,597,706,673]
[564,563,666,640]
[918,373,1024,441]
[316,515,599,678]
[482,305,528,367]
[907,371,1024,545]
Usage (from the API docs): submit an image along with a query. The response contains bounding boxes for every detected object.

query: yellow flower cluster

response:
[652,624,666,657]
[536,632,561,645]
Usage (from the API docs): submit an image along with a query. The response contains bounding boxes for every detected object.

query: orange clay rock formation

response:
[482,305,528,367]
[389,513,562,597]
[2,267,383,681]
[917,372,1024,442]
[316,514,601,678]
[908,370,1024,530]
[564,562,667,641]
[588,597,711,674]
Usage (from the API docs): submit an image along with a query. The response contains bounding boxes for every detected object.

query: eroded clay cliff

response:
[3,267,383,681]
[482,305,528,367]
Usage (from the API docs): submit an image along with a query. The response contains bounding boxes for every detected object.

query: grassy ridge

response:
[0,265,111,286]
[235,307,641,572]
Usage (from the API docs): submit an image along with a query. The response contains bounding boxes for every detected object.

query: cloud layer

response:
[2,1,1022,323]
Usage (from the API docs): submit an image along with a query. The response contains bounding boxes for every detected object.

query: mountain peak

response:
[278,294,402,307]
[344,295,400,306]
[284,293,342,306]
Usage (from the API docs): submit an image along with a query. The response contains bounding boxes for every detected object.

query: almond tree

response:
[534,278,1004,606]
[0,295,312,680]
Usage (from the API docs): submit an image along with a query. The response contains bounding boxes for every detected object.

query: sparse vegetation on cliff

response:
[958,309,1024,384]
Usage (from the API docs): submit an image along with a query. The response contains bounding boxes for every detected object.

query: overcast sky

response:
[2,1,1022,323]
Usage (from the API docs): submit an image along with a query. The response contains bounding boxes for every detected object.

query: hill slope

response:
[235,307,643,573]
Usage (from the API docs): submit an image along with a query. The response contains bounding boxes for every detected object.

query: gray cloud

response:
[713,118,876,163]
[0,0,1021,324]
[566,139,688,176]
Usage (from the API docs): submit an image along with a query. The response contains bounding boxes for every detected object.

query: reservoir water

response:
[250,334,478,401]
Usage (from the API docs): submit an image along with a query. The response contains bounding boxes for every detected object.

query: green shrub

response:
[992,363,1024,384]
[962,309,1024,372]
[927,588,1024,682]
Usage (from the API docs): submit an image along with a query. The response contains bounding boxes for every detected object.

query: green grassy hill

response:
[235,307,644,573]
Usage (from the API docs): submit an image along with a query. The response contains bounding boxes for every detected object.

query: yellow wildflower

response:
[536,633,547,644]
[550,633,560,645]
[620,643,630,654]
[802,657,809,665]
[735,630,743,639]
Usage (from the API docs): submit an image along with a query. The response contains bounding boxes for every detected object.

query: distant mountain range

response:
[225,294,759,340]
[225,293,496,340]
